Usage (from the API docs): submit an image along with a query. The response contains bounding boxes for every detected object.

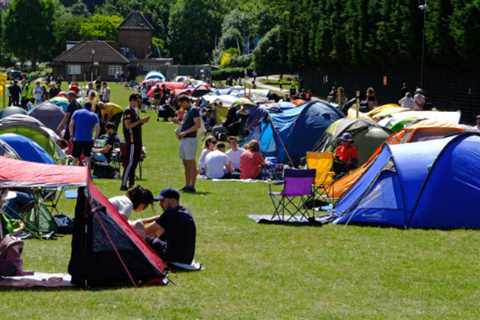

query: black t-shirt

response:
[180,107,200,138]
[122,107,142,145]
[103,133,118,161]
[156,206,196,264]
[49,87,60,99]
[65,100,81,139]
[9,85,21,98]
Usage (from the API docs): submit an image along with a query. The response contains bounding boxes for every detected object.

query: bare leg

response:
[188,160,197,187]
[183,160,189,187]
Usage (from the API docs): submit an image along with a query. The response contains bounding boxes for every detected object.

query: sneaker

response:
[181,186,196,193]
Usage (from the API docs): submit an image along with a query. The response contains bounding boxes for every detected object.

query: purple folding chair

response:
[269,169,316,221]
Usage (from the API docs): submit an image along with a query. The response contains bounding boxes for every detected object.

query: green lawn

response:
[1,83,479,319]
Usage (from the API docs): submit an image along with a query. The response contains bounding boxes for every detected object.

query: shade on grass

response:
[1,83,479,319]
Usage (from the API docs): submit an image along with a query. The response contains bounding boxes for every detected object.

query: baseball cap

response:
[177,95,191,102]
[340,132,353,142]
[67,90,78,97]
[154,188,180,201]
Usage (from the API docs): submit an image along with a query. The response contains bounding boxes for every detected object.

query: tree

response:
[71,0,90,16]
[168,0,223,64]
[79,14,123,40]
[253,25,287,75]
[4,0,57,66]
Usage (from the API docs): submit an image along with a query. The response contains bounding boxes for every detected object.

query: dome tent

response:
[247,101,343,165]
[0,133,55,164]
[314,118,391,165]
[28,102,65,131]
[0,106,27,118]
[0,114,65,162]
[334,133,480,229]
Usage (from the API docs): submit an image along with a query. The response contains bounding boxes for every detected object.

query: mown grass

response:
[0,83,479,319]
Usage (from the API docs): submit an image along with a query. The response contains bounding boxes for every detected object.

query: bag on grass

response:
[93,162,117,179]
[0,235,24,276]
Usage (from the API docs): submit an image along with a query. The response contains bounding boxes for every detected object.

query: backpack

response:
[0,235,24,276]
[92,162,117,179]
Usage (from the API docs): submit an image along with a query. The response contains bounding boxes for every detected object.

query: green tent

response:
[314,118,391,165]
[0,114,65,162]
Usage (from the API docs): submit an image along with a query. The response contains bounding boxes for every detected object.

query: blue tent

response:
[0,133,55,164]
[250,101,343,165]
[334,133,480,229]
[145,71,166,81]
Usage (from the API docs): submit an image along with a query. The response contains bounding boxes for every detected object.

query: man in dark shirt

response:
[8,81,21,106]
[144,188,196,265]
[176,95,201,192]
[121,94,150,191]
[93,122,118,162]
[57,91,81,141]
[48,82,60,99]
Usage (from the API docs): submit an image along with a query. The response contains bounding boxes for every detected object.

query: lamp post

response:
[90,49,95,82]
[419,0,427,88]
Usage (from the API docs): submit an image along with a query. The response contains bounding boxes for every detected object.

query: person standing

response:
[101,82,111,103]
[33,81,44,104]
[56,91,81,141]
[121,94,150,191]
[414,88,426,111]
[176,95,201,192]
[400,82,409,99]
[8,81,21,106]
[48,82,60,99]
[69,102,100,166]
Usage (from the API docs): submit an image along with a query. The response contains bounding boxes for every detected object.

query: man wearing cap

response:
[176,95,201,193]
[57,90,81,141]
[333,132,359,176]
[143,188,196,265]
[121,93,150,191]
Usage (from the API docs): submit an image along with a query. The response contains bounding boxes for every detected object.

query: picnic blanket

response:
[0,272,72,288]
[198,176,282,184]
[248,214,335,226]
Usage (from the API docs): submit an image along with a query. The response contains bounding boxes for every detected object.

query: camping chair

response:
[306,152,335,203]
[269,169,316,221]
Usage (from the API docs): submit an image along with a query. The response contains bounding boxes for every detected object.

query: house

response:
[53,11,173,81]
[53,41,129,82]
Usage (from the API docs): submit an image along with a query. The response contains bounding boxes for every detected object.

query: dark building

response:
[53,41,129,81]
[53,11,173,81]
[117,11,153,60]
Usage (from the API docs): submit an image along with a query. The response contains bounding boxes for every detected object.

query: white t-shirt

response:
[109,195,134,219]
[205,150,230,179]
[399,96,415,109]
[226,148,244,170]
[198,149,211,173]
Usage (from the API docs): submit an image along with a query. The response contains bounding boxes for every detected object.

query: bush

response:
[220,48,240,67]
[211,67,246,80]
[230,54,253,68]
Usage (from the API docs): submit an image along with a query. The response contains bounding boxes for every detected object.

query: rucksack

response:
[0,235,24,276]
[93,162,117,179]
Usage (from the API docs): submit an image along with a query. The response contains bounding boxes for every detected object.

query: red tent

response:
[147,82,188,98]
[0,157,167,287]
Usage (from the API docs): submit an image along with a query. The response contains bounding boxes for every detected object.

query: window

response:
[108,65,123,76]
[67,64,81,75]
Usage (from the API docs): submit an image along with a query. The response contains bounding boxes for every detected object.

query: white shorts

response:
[179,137,198,161]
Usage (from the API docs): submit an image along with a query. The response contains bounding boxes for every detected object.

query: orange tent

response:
[328,120,465,199]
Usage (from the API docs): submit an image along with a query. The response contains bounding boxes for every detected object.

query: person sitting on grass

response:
[205,142,234,179]
[240,140,265,180]
[333,132,359,177]
[143,188,197,266]
[226,136,244,172]
[198,136,216,176]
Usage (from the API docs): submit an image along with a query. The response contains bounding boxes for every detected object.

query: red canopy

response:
[147,82,188,97]
[0,156,88,188]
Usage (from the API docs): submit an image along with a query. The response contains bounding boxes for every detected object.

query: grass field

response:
[1,83,479,319]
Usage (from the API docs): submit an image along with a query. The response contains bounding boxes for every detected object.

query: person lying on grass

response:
[109,185,155,237]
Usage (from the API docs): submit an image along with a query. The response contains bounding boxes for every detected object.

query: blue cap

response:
[340,132,353,141]
[154,188,180,201]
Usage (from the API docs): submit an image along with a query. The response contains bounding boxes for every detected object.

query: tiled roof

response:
[53,41,129,64]
[118,11,153,31]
